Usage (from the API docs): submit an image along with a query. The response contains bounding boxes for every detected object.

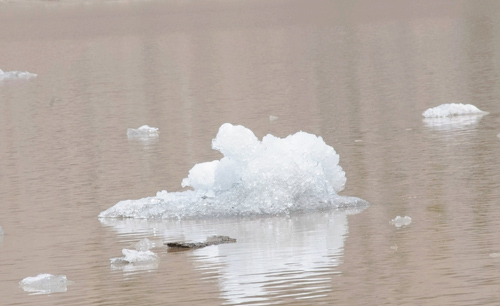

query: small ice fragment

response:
[19,274,71,294]
[489,253,500,258]
[269,115,278,121]
[0,68,37,81]
[390,216,412,228]
[127,125,159,138]
[390,245,398,251]
[497,133,500,139]
[422,103,487,118]
[134,238,156,251]
[110,248,158,264]
[354,139,362,143]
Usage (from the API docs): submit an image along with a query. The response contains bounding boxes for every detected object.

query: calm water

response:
[2,0,500,305]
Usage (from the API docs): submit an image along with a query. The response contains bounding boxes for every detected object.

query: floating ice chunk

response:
[269,115,278,121]
[19,274,71,294]
[181,160,219,194]
[422,103,488,118]
[0,226,3,245]
[134,238,157,251]
[0,68,37,81]
[99,123,368,219]
[390,216,412,228]
[110,248,158,264]
[212,123,262,163]
[497,133,500,139]
[127,125,159,138]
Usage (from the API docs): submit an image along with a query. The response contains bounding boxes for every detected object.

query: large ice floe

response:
[422,103,488,129]
[19,274,72,294]
[99,123,369,219]
[0,68,37,81]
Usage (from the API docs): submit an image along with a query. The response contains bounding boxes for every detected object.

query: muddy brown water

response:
[2,0,500,305]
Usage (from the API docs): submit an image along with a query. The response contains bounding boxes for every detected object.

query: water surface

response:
[2,0,500,305]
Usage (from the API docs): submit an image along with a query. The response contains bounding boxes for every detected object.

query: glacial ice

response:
[0,68,37,81]
[422,103,488,118]
[19,274,71,294]
[390,216,412,228]
[99,123,369,219]
[134,238,157,251]
[110,249,159,264]
[126,125,159,138]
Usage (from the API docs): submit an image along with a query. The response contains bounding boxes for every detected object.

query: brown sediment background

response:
[2,0,500,305]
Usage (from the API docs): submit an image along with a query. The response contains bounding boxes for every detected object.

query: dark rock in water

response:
[166,235,236,249]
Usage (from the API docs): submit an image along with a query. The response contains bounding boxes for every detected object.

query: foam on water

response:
[422,103,488,118]
[0,68,37,81]
[19,274,71,294]
[99,123,369,219]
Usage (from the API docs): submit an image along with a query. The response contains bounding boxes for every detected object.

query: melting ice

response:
[127,125,159,138]
[0,68,37,81]
[422,103,487,118]
[110,238,160,273]
[110,249,159,264]
[390,216,412,228]
[422,103,488,129]
[19,274,71,294]
[99,123,369,219]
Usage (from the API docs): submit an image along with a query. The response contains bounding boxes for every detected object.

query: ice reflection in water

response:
[423,114,487,131]
[100,207,366,304]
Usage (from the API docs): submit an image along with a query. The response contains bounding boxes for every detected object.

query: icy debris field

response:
[422,103,488,117]
[19,274,71,294]
[99,123,369,219]
[0,68,37,81]
[390,216,412,228]
[127,125,159,138]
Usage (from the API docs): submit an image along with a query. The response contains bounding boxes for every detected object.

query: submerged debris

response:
[166,235,236,249]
